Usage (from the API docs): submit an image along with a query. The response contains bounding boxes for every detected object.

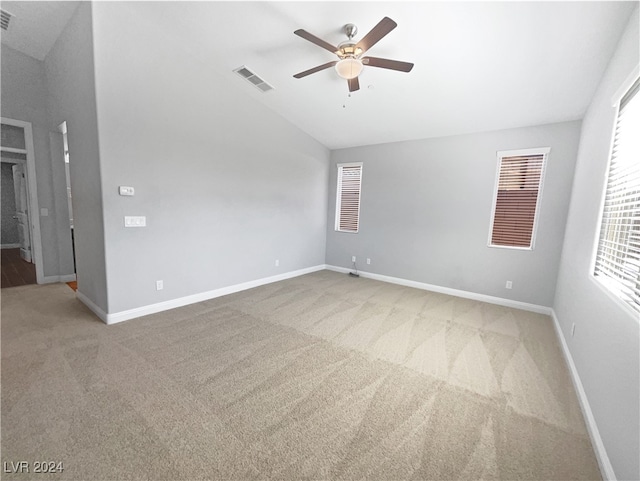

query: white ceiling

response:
[0,1,79,61]
[1,1,636,150]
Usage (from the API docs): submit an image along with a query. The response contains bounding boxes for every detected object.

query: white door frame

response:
[11,162,32,261]
[0,157,24,249]
[1,117,44,283]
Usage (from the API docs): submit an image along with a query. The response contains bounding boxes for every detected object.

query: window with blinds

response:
[593,77,640,314]
[489,148,549,249]
[335,162,363,233]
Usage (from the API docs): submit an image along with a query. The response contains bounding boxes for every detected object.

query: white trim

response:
[76,290,108,323]
[495,147,551,158]
[42,274,77,284]
[0,146,28,155]
[88,265,326,325]
[550,310,617,481]
[1,118,45,284]
[1,243,21,249]
[488,147,550,251]
[611,65,640,106]
[325,265,552,314]
[486,244,533,252]
[589,274,640,320]
[590,101,620,277]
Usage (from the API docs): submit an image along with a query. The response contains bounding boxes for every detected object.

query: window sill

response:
[487,243,533,251]
[590,274,640,319]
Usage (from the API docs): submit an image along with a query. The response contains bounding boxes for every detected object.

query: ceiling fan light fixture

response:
[337,40,363,59]
[335,58,363,80]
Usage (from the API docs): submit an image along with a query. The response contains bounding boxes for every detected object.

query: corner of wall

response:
[44,0,109,313]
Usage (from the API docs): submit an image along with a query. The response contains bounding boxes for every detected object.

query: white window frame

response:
[590,73,640,316]
[335,162,363,233]
[487,147,550,250]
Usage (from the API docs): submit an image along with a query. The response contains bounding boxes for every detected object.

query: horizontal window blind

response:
[335,163,362,233]
[594,77,640,314]
[490,151,547,248]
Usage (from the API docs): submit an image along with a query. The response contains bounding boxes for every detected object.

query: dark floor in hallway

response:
[1,248,36,288]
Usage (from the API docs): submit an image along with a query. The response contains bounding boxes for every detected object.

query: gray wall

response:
[1,163,19,245]
[554,7,639,481]
[45,2,106,308]
[90,2,329,313]
[327,121,581,307]
[0,45,73,279]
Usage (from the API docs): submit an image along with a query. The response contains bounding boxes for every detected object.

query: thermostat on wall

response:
[119,186,135,196]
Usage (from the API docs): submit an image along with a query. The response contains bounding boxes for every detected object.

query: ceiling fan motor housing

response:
[338,24,362,59]
[337,40,362,59]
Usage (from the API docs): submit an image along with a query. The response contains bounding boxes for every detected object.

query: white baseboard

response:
[550,310,616,481]
[76,290,108,323]
[1,243,21,249]
[42,274,77,284]
[325,265,552,315]
[93,264,326,325]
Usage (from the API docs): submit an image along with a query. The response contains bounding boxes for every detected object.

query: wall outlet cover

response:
[119,186,135,196]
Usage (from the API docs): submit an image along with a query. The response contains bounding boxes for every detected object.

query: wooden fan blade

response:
[294,29,339,54]
[294,61,338,79]
[362,56,414,72]
[348,76,360,92]
[356,17,397,54]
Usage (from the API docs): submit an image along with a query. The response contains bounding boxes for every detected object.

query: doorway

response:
[0,118,44,285]
[1,160,36,287]
[59,121,76,273]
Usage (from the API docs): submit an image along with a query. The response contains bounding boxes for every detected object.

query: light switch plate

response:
[124,216,146,227]
[119,186,135,196]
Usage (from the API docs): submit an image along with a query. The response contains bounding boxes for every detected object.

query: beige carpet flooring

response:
[1,270,600,480]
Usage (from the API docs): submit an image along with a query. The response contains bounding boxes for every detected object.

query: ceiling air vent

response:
[233,65,274,93]
[1,9,13,31]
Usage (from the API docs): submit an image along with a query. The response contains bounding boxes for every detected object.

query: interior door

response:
[12,163,32,262]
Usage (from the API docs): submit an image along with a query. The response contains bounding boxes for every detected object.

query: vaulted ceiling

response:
[1,1,636,149]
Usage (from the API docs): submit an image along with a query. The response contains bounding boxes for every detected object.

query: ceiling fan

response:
[293,17,414,93]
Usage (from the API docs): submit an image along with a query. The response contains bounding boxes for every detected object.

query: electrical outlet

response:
[275,259,279,267]
[156,280,163,291]
[366,258,371,265]
[505,280,512,289]
[571,323,576,337]
[352,256,356,263]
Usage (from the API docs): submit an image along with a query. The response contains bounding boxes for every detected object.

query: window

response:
[489,148,549,249]
[594,77,640,314]
[335,162,362,233]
